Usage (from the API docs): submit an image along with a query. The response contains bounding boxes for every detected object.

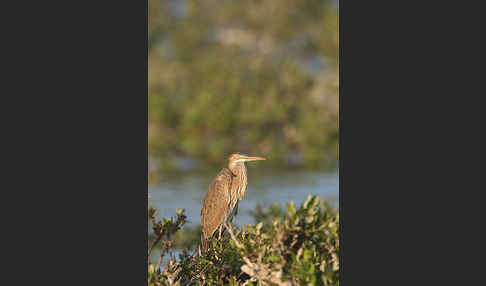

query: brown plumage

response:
[200,153,265,251]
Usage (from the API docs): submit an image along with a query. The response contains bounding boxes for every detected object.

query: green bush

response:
[148,195,339,285]
[148,0,339,177]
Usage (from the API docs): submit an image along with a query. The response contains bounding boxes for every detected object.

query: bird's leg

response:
[228,203,238,224]
[218,224,223,240]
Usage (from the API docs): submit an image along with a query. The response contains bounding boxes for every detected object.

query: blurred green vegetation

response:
[149,0,339,180]
[148,195,339,285]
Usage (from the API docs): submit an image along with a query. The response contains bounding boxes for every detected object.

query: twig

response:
[149,233,163,256]
[155,250,164,272]
[225,223,243,249]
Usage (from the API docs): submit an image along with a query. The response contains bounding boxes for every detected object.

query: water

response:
[148,169,339,228]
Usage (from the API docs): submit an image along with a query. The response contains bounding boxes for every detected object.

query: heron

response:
[200,152,265,251]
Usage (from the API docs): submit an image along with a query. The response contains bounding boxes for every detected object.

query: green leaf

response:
[269,255,280,262]
[256,222,263,232]
[303,194,313,208]
[303,249,312,262]
[286,201,296,216]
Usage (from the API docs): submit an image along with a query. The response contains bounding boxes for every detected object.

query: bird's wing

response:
[200,168,233,240]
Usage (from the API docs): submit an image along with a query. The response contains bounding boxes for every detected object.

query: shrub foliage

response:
[148,195,339,285]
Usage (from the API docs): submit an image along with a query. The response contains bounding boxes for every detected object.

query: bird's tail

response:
[201,233,207,253]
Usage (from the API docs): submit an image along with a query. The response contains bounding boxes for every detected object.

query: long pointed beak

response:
[242,156,266,162]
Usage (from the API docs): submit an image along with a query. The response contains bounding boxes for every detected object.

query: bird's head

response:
[228,152,265,168]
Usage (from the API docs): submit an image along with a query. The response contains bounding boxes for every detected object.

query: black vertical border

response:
[6,0,146,284]
[144,0,149,282]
